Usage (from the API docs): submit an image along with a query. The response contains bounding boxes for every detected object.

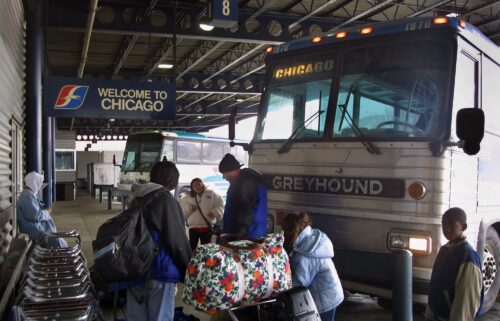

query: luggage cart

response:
[13,231,104,321]
[224,286,321,321]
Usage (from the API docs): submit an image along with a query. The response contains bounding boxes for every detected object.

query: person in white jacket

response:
[180,178,224,250]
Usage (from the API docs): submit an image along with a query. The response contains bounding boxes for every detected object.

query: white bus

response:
[119,131,248,198]
[231,17,500,310]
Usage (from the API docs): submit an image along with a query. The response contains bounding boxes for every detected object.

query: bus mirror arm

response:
[229,140,253,154]
[428,140,463,156]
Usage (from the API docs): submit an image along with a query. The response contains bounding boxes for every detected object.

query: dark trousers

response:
[320,308,336,321]
[189,228,212,250]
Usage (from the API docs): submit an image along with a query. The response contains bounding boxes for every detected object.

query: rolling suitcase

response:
[274,286,321,321]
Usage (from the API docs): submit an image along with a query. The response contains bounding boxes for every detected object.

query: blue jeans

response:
[127,280,175,321]
[320,308,336,321]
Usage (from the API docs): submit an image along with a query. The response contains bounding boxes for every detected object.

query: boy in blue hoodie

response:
[282,213,344,321]
[425,207,483,321]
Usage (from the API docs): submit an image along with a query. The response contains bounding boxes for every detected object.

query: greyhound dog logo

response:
[54,85,89,109]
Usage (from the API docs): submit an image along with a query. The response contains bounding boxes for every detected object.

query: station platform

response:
[50,192,500,321]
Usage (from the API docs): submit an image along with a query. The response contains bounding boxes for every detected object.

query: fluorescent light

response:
[199,23,214,31]
[236,98,244,102]
[158,63,174,69]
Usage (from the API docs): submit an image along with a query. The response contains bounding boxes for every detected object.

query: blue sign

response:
[209,0,238,28]
[44,76,176,120]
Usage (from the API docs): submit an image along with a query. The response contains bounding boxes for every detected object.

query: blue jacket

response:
[130,183,191,284]
[427,238,483,321]
[222,168,267,239]
[17,189,66,248]
[289,226,344,314]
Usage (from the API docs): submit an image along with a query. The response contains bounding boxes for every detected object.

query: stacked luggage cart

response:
[11,231,103,321]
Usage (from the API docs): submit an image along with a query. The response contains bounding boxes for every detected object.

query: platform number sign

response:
[222,0,230,15]
[209,0,238,28]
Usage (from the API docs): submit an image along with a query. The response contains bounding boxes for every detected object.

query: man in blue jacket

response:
[219,153,268,239]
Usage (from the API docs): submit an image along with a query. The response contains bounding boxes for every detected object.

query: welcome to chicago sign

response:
[43,76,176,120]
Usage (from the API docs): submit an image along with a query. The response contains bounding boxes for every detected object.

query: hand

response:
[207,212,216,220]
[46,208,52,214]
[191,205,197,213]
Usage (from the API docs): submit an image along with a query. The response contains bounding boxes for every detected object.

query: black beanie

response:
[219,153,243,173]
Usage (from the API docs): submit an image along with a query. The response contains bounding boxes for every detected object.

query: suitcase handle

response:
[217,233,265,251]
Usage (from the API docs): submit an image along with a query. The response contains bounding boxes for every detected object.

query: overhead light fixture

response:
[158,63,174,69]
[236,98,244,102]
[199,17,215,31]
[109,118,115,122]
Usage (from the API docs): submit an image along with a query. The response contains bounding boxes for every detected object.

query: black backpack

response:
[91,188,167,284]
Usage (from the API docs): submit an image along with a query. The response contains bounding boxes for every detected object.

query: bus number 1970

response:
[405,20,431,31]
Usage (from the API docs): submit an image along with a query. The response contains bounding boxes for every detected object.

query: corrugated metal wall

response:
[0,0,25,265]
[55,130,76,182]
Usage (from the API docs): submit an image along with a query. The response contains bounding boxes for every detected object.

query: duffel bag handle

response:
[217,233,265,251]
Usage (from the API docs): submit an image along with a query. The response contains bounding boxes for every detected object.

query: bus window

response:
[177,141,201,163]
[203,142,224,164]
[332,42,450,139]
[482,57,500,132]
[162,140,174,161]
[258,54,333,141]
[261,92,294,139]
[121,134,162,172]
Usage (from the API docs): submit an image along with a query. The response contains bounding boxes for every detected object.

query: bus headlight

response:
[388,232,432,255]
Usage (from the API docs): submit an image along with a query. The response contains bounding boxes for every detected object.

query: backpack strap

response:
[194,196,215,233]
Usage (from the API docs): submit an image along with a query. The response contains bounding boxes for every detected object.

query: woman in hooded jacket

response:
[282,212,344,321]
[17,171,66,248]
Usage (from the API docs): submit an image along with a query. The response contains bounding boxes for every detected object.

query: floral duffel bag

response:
[182,233,292,313]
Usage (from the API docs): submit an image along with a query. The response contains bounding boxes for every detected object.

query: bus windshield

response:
[257,41,452,141]
[122,133,163,172]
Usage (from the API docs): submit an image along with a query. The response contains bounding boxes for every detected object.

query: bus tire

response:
[482,227,500,312]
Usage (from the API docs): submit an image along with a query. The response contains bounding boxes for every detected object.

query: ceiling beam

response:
[111,0,158,79]
[47,4,342,45]
[460,0,500,18]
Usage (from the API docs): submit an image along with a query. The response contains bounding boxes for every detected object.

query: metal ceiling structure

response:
[46,0,500,136]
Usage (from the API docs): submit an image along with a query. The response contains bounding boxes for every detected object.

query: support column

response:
[25,0,43,173]
[52,119,56,202]
[43,117,53,208]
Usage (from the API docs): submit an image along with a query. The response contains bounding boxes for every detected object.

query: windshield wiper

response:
[277,110,325,154]
[337,84,381,155]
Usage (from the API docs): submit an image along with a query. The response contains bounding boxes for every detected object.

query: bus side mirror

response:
[456,108,484,155]
[229,109,236,142]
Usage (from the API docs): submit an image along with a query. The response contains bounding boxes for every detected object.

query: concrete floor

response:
[51,192,500,321]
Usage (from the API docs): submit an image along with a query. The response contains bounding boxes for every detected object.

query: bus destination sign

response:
[264,174,405,198]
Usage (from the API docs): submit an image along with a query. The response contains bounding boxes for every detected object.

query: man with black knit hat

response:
[219,153,268,239]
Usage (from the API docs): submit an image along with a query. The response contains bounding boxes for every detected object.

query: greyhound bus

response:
[118,131,248,198]
[232,17,500,310]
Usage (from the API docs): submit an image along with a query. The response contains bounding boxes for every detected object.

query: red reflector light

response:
[408,182,427,200]
[360,27,373,35]
[459,20,466,28]
[433,17,448,24]
[336,32,347,39]
[312,36,323,43]
[266,46,273,53]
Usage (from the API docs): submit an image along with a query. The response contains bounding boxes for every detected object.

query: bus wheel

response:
[482,228,500,312]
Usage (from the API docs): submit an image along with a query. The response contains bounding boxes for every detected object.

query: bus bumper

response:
[335,249,430,303]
